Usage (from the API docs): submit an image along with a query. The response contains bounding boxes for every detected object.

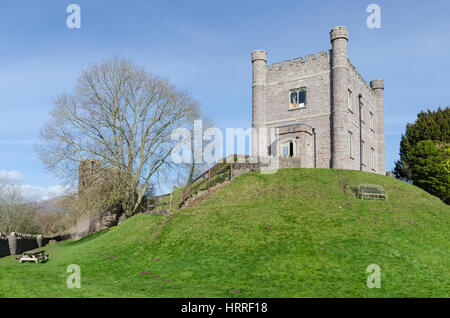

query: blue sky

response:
[0,0,449,200]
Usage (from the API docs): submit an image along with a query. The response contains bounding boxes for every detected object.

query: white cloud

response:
[0,170,70,201]
[19,184,70,202]
[0,170,24,183]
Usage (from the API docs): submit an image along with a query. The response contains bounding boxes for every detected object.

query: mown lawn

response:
[0,169,448,297]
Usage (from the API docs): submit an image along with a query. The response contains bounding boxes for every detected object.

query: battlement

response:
[330,26,349,42]
[267,51,330,72]
[370,79,384,90]
[251,50,267,62]
[347,59,376,96]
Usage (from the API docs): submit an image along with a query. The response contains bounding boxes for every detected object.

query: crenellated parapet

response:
[370,79,384,91]
[267,51,329,71]
[266,51,330,83]
[251,49,267,63]
[330,26,349,42]
[348,59,375,96]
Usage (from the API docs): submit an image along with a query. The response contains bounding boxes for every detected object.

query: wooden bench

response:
[16,250,50,263]
[354,184,387,200]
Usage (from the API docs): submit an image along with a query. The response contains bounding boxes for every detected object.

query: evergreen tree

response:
[394,107,449,203]
[394,107,449,180]
[408,140,449,204]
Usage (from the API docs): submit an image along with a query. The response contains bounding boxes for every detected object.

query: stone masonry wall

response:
[13,233,39,255]
[346,60,380,173]
[262,52,332,169]
[73,212,125,241]
[0,232,72,258]
[251,26,385,174]
[0,233,10,257]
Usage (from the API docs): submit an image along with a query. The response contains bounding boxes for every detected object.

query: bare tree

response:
[170,115,216,186]
[188,115,216,182]
[0,178,36,233]
[36,57,200,217]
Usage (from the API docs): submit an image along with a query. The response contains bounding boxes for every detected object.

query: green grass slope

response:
[1,169,448,297]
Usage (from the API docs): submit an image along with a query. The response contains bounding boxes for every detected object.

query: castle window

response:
[361,140,365,165]
[370,147,375,170]
[347,89,353,112]
[281,140,296,157]
[290,91,297,105]
[348,131,354,159]
[360,102,365,123]
[370,112,374,130]
[289,88,306,109]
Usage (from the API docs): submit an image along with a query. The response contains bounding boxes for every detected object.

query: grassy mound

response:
[0,169,448,297]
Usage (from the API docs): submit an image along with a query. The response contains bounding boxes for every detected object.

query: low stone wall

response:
[232,158,271,178]
[43,233,72,245]
[0,231,72,258]
[243,156,304,170]
[0,233,10,257]
[9,233,39,255]
[278,157,303,169]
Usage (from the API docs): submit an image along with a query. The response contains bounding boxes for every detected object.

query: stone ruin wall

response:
[0,231,71,258]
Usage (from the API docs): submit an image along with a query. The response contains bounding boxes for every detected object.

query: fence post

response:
[169,193,173,210]
[230,163,234,181]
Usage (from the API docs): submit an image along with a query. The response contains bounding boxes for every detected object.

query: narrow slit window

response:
[370,147,375,170]
[370,112,374,130]
[360,102,365,123]
[348,89,353,111]
[361,140,365,165]
[348,131,354,158]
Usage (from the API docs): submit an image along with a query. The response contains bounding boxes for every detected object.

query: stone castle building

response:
[251,26,385,174]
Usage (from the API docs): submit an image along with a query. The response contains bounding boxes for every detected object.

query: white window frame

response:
[348,89,353,112]
[281,140,297,157]
[360,102,365,123]
[370,112,374,131]
[361,140,365,165]
[289,88,307,110]
[370,147,375,170]
[348,131,354,159]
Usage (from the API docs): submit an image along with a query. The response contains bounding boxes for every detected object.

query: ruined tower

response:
[78,158,102,195]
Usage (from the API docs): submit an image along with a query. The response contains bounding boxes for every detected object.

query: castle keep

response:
[252,26,385,174]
